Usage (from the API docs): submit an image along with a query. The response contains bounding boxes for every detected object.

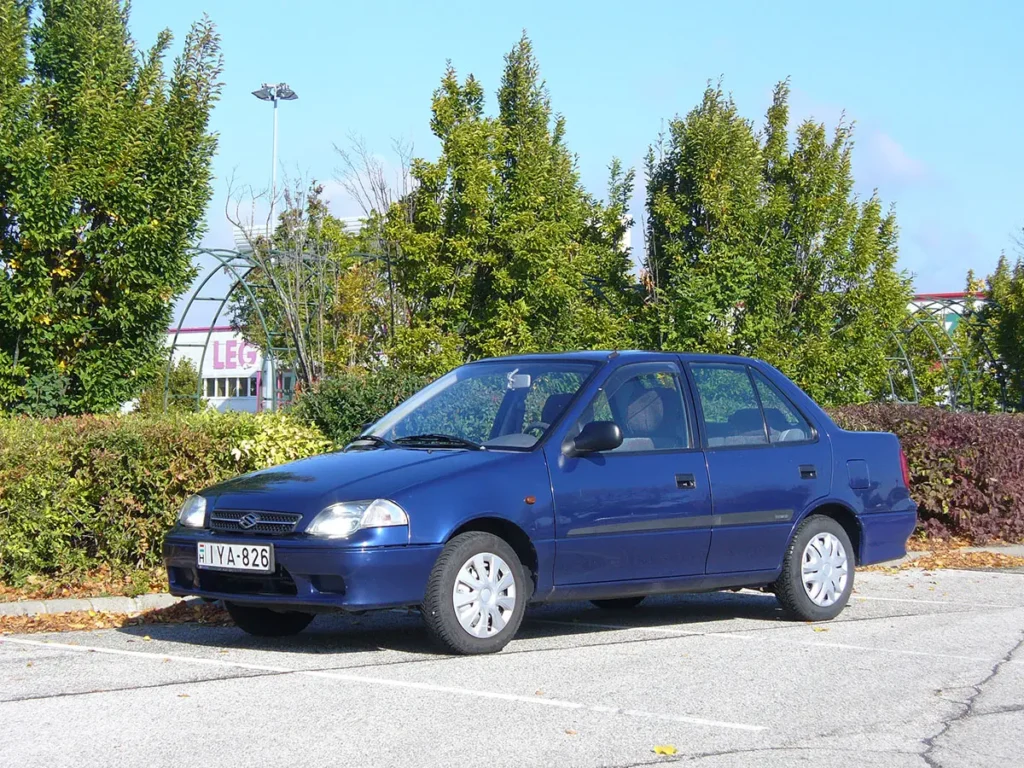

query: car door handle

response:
[799,465,817,480]
[675,473,697,490]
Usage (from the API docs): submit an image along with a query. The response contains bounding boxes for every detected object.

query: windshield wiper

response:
[392,433,484,451]
[344,434,396,451]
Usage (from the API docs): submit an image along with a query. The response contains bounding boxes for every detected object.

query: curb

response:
[0,593,188,618]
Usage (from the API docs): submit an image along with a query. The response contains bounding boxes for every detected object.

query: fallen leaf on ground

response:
[0,566,165,603]
[565,729,577,735]
[812,627,829,632]
[865,547,1024,572]
[653,745,677,756]
[912,550,1024,571]
[0,602,232,636]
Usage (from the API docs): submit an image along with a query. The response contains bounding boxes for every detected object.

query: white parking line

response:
[853,595,1022,609]
[0,637,766,732]
[528,618,1021,665]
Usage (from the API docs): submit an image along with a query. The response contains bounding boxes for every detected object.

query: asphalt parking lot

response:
[1,568,1022,768]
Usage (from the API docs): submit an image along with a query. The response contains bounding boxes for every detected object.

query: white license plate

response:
[197,542,274,573]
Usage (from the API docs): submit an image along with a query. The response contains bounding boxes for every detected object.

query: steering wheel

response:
[522,421,550,436]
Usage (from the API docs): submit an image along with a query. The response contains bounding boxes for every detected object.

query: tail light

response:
[899,447,912,488]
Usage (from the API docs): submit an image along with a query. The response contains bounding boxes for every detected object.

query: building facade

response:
[166,326,294,413]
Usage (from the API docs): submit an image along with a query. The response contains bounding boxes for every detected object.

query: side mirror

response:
[567,421,623,456]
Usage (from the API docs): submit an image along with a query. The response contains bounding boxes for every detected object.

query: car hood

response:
[202,447,509,514]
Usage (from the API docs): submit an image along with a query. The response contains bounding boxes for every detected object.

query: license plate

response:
[197,542,274,573]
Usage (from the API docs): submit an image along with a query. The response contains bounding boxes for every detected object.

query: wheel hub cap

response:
[452,552,516,638]
[801,532,848,607]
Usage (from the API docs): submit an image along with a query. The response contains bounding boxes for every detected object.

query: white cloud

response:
[318,178,367,219]
[861,131,929,186]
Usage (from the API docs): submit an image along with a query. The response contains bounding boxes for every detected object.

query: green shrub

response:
[294,368,429,445]
[136,356,202,414]
[0,412,331,584]
[832,404,1024,543]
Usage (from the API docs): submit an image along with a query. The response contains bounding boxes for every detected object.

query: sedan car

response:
[165,351,917,654]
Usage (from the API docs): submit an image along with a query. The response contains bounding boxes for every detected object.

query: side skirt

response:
[537,569,782,604]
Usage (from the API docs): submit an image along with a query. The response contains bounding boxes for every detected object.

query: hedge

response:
[293,367,429,446]
[0,412,331,584]
[831,404,1024,543]
[2,399,1022,585]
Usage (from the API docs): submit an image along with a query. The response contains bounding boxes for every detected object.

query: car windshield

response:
[366,360,597,450]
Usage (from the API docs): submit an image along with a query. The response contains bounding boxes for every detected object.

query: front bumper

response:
[164,531,442,611]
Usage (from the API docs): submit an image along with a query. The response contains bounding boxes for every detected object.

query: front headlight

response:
[177,495,207,528]
[306,499,408,539]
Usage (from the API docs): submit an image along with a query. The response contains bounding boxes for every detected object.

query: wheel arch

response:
[800,501,863,564]
[447,517,539,597]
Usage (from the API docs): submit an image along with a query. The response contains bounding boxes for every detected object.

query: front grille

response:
[209,509,302,534]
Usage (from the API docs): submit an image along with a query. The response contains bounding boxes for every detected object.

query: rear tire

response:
[591,596,646,610]
[225,602,315,637]
[774,515,855,622]
[422,532,526,655]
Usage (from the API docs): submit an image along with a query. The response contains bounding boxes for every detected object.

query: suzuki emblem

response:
[237,513,260,530]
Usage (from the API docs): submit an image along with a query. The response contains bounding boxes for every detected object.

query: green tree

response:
[383,34,637,374]
[137,355,200,414]
[643,80,911,404]
[229,182,389,383]
[974,254,1024,409]
[0,0,222,414]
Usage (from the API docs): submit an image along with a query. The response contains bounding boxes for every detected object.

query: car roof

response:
[472,350,765,366]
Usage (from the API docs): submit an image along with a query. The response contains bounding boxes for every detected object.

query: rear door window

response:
[690,364,767,447]
[751,370,813,443]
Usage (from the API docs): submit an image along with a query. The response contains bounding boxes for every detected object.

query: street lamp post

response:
[251,83,297,412]
[251,83,298,227]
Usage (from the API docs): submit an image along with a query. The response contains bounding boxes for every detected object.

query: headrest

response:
[541,392,575,425]
[762,407,791,432]
[625,388,665,435]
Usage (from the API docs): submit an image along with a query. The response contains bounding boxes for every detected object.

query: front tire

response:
[422,532,527,655]
[225,602,315,637]
[774,515,855,622]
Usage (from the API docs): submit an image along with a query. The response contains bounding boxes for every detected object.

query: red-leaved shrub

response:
[831,405,1024,543]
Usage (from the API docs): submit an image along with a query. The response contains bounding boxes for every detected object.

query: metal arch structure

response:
[165,247,393,411]
[883,293,1009,411]
[165,248,291,412]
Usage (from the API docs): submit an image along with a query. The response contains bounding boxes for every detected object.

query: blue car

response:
[164,351,917,654]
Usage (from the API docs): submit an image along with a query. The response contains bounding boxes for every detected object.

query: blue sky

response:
[131,0,1023,296]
